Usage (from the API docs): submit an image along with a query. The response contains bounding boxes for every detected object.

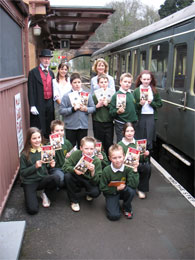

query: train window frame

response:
[132,49,138,80]
[172,44,187,92]
[127,51,131,73]
[149,41,169,89]
[121,54,126,74]
[191,42,195,96]
[140,51,147,72]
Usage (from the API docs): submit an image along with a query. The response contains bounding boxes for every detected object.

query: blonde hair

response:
[92,58,109,74]
[80,136,96,147]
[120,73,133,82]
[108,144,125,157]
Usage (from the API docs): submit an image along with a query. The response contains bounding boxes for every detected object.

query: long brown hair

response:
[135,70,157,94]
[22,127,42,160]
[56,63,69,83]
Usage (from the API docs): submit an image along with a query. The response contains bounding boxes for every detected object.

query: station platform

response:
[0,151,194,259]
[0,85,194,259]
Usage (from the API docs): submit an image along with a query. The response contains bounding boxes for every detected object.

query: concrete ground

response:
[0,85,194,260]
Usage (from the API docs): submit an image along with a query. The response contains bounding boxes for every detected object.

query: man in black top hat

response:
[28,49,55,139]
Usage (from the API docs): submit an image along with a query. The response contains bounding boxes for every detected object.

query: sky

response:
[49,0,165,10]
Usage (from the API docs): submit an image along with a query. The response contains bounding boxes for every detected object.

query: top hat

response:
[39,49,53,57]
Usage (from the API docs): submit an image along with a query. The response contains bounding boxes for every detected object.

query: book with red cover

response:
[136,139,147,155]
[80,92,89,106]
[95,142,102,156]
[140,88,148,101]
[49,133,62,150]
[124,147,140,168]
[74,154,93,173]
[41,145,54,163]
[108,180,125,187]
[116,93,126,109]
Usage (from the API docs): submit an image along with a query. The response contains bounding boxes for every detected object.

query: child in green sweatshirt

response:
[100,144,139,220]
[20,127,60,215]
[49,120,73,188]
[109,73,138,142]
[63,136,102,212]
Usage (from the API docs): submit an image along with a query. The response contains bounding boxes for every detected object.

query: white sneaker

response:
[137,190,146,199]
[40,192,51,207]
[86,195,93,201]
[71,203,80,212]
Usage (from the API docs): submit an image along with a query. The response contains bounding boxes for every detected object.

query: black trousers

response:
[104,186,136,221]
[22,174,60,215]
[66,129,88,148]
[44,98,54,139]
[64,172,100,203]
[138,162,151,192]
[93,121,114,155]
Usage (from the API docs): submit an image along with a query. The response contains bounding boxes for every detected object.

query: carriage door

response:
[167,35,189,153]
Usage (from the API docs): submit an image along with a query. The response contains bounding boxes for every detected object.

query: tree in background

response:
[90,0,159,43]
[158,0,194,19]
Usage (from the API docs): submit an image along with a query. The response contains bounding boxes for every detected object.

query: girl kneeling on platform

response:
[118,122,151,199]
[19,127,60,215]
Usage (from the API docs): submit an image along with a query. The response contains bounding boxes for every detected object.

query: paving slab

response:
[0,221,26,260]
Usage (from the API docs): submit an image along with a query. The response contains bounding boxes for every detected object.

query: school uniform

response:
[109,88,138,142]
[118,138,151,192]
[91,74,115,95]
[50,137,73,187]
[59,89,95,147]
[92,94,114,155]
[133,86,162,150]
[62,150,102,203]
[20,149,60,214]
[100,163,139,221]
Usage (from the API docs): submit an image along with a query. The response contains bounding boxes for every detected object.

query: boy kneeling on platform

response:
[62,136,102,212]
[100,144,139,220]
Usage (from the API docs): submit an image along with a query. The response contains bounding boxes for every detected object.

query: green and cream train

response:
[91,3,195,195]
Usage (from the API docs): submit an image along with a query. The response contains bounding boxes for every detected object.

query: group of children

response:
[20,70,162,221]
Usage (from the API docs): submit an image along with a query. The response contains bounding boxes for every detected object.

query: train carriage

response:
[91,3,195,195]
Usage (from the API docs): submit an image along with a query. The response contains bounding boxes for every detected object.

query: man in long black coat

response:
[28,49,55,139]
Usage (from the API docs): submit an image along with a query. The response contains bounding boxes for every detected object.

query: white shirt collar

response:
[40,64,48,71]
[111,163,125,172]
[119,87,131,93]
[122,137,136,146]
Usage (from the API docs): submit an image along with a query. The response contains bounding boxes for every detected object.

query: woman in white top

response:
[91,58,115,95]
[53,63,72,119]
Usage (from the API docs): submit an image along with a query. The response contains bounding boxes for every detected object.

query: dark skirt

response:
[135,114,155,150]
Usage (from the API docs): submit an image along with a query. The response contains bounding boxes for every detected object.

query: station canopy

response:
[30,4,114,50]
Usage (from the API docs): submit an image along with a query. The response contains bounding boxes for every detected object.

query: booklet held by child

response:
[124,147,140,168]
[80,92,89,106]
[108,180,126,187]
[140,88,148,101]
[68,91,81,107]
[94,142,102,156]
[136,139,147,155]
[74,155,93,173]
[116,94,126,109]
[49,133,62,150]
[41,145,54,163]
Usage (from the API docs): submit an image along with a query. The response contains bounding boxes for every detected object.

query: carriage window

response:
[132,50,138,80]
[109,56,113,76]
[0,7,23,78]
[127,52,131,73]
[140,51,146,71]
[150,42,169,88]
[173,44,187,91]
[121,55,126,74]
